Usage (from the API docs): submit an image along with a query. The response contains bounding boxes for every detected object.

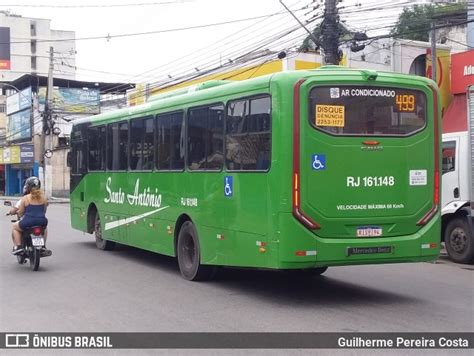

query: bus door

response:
[296,83,436,239]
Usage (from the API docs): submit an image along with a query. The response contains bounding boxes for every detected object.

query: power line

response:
[128,28,311,100]
[4,12,303,44]
[444,37,474,48]
[80,1,315,95]
[120,2,312,83]
[0,1,191,8]
[127,20,314,98]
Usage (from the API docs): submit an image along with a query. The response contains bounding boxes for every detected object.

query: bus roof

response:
[72,67,436,127]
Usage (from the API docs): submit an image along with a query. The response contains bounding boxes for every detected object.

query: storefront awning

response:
[442,93,467,133]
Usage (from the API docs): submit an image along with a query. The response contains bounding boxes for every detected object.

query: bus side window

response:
[107,121,129,171]
[143,117,155,170]
[130,118,144,171]
[130,116,154,171]
[88,126,105,171]
[156,112,184,171]
[226,95,271,171]
[71,140,86,175]
[119,122,129,170]
[187,104,223,171]
[188,107,207,170]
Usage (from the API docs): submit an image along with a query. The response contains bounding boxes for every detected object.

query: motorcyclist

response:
[10,177,49,255]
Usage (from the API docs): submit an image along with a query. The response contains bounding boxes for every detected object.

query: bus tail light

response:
[417,84,440,226]
[292,79,320,230]
[295,250,317,256]
[362,140,380,146]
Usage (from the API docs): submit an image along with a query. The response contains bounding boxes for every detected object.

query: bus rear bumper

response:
[277,213,440,269]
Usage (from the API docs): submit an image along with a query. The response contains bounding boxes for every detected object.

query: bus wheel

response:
[312,267,328,275]
[94,212,115,251]
[445,217,474,264]
[285,266,328,277]
[177,221,213,281]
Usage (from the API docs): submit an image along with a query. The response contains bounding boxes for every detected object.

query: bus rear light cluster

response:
[417,84,440,226]
[292,79,321,231]
[295,250,317,256]
[362,140,380,146]
[421,243,438,249]
[293,173,299,208]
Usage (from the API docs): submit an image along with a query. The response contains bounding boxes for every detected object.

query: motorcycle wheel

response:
[29,248,41,271]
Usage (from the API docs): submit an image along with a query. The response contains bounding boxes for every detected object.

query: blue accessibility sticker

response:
[224,176,233,197]
[311,154,326,170]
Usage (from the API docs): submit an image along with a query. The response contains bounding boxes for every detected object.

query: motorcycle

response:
[4,200,50,271]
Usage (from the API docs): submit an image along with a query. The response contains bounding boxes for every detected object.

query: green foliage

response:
[391,2,467,42]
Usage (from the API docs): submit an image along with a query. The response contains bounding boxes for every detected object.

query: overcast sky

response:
[0,0,419,83]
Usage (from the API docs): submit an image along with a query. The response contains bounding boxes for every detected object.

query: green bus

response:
[69,66,441,281]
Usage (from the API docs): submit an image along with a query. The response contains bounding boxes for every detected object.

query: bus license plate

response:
[356,227,382,237]
[31,237,45,247]
[347,246,392,256]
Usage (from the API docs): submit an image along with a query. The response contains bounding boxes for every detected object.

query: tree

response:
[391,2,467,42]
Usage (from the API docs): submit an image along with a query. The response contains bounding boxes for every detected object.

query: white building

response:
[0,10,76,82]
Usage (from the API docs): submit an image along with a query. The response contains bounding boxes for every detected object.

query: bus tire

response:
[312,266,328,275]
[177,221,213,281]
[287,266,328,277]
[445,217,474,264]
[94,212,115,251]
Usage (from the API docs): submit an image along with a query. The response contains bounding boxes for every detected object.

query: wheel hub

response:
[449,227,467,253]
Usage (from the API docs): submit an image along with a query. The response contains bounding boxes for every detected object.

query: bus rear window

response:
[309,86,426,136]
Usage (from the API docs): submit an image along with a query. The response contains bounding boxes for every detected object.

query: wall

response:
[51,144,69,197]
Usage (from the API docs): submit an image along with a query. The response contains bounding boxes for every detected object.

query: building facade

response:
[1,75,131,197]
[0,10,76,82]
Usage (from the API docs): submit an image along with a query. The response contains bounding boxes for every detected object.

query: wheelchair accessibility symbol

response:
[224,176,233,197]
[311,154,326,170]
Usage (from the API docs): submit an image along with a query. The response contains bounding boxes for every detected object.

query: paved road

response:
[0,205,472,352]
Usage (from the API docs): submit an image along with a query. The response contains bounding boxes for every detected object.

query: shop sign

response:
[6,87,32,115]
[0,144,34,164]
[38,87,100,114]
[20,144,34,163]
[451,50,474,94]
[7,109,32,142]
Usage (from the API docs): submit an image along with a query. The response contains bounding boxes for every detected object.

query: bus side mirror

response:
[66,151,71,167]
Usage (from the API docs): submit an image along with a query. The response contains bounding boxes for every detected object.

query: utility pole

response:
[41,46,54,198]
[430,22,437,85]
[321,0,339,65]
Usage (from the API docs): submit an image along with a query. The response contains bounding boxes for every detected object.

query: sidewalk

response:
[0,196,70,204]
